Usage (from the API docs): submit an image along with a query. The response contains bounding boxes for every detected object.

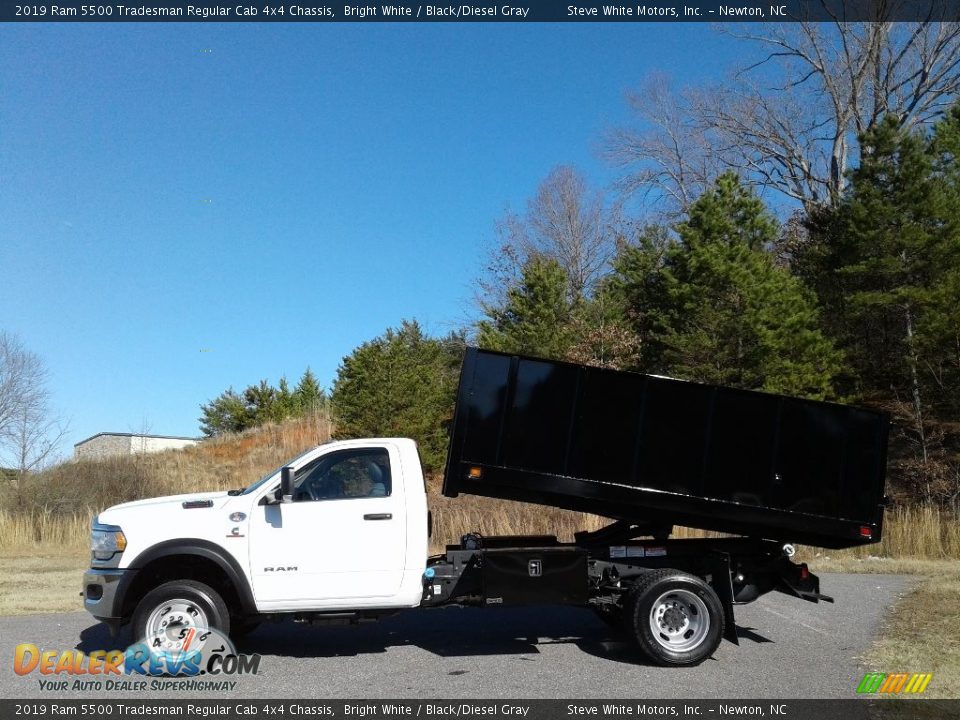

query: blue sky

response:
[0,23,740,452]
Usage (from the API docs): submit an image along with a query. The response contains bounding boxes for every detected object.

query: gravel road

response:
[0,573,911,700]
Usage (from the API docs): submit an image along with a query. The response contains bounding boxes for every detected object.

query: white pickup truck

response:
[83,348,885,666]
[84,438,430,637]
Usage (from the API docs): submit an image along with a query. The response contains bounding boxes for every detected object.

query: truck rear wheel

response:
[624,569,723,667]
[132,580,231,645]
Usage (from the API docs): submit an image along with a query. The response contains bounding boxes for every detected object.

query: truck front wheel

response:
[624,569,723,667]
[132,580,231,645]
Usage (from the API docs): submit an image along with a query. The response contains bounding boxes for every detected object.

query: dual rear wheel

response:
[615,569,725,666]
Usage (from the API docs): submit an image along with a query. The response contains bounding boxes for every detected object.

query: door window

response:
[292,448,391,502]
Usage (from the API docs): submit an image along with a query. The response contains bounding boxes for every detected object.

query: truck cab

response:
[83,438,429,642]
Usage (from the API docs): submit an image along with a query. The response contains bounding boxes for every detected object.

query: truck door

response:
[249,443,407,607]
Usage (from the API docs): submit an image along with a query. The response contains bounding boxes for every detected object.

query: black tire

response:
[624,568,723,667]
[132,580,231,645]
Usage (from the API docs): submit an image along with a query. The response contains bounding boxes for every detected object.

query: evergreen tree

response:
[330,320,464,472]
[199,367,329,438]
[244,379,282,425]
[198,388,252,437]
[601,224,673,372]
[676,172,779,252]
[295,367,325,415]
[924,105,960,425]
[476,256,574,360]
[803,115,960,398]
[803,113,960,501]
[645,174,841,397]
[275,377,297,419]
[844,117,954,393]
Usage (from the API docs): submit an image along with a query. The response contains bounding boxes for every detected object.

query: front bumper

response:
[82,568,136,628]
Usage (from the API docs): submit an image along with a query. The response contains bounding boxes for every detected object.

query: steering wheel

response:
[302,475,342,501]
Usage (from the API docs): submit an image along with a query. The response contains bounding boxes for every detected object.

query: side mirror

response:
[281,466,295,503]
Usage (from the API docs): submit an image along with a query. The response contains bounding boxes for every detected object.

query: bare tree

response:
[6,402,68,492]
[609,11,960,211]
[0,332,68,494]
[605,74,727,216]
[487,166,617,305]
[0,331,45,442]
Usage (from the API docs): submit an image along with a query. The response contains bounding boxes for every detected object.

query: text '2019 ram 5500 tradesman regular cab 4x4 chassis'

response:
[83,348,889,666]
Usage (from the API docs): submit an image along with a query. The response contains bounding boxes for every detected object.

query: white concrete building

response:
[74,433,198,460]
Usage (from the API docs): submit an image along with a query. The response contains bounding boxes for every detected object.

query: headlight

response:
[91,523,127,562]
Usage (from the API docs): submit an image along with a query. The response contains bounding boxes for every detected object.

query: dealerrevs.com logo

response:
[856,672,933,695]
[14,627,261,692]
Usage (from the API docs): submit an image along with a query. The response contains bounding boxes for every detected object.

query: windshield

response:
[239,447,317,495]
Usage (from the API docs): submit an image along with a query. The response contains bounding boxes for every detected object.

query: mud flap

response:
[708,552,739,645]
[777,561,834,604]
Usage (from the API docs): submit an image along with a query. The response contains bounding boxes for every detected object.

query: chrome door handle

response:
[363,513,392,520]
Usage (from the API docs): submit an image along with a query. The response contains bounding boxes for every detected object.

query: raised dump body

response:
[443,348,889,549]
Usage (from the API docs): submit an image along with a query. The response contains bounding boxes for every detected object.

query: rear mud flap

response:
[777,562,835,604]
[709,552,739,645]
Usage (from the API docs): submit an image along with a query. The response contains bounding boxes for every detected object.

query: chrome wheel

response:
[648,588,710,652]
[145,599,209,652]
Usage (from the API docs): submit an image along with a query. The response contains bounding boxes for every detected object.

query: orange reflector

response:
[468,467,482,479]
[860,526,873,538]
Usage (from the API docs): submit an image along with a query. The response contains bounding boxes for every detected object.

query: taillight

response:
[859,525,873,538]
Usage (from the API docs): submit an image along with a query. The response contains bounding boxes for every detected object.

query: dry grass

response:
[426,486,730,554]
[0,553,88,615]
[427,492,607,553]
[0,510,90,552]
[824,505,958,559]
[859,562,960,700]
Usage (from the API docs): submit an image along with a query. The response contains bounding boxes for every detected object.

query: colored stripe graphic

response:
[857,673,886,693]
[881,673,907,693]
[857,672,932,694]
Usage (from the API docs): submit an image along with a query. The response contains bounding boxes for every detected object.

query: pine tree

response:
[654,173,841,397]
[330,320,464,472]
[295,367,325,415]
[676,172,779,252]
[601,224,673,372]
[812,113,960,501]
[476,256,574,360]
[275,377,297,420]
[198,388,252,436]
[924,105,960,426]
[244,379,281,425]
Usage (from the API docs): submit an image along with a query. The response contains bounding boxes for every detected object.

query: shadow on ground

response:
[76,605,774,666]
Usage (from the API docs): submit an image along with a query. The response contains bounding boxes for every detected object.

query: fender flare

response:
[119,539,258,616]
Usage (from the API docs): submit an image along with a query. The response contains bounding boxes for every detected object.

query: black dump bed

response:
[443,348,889,549]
